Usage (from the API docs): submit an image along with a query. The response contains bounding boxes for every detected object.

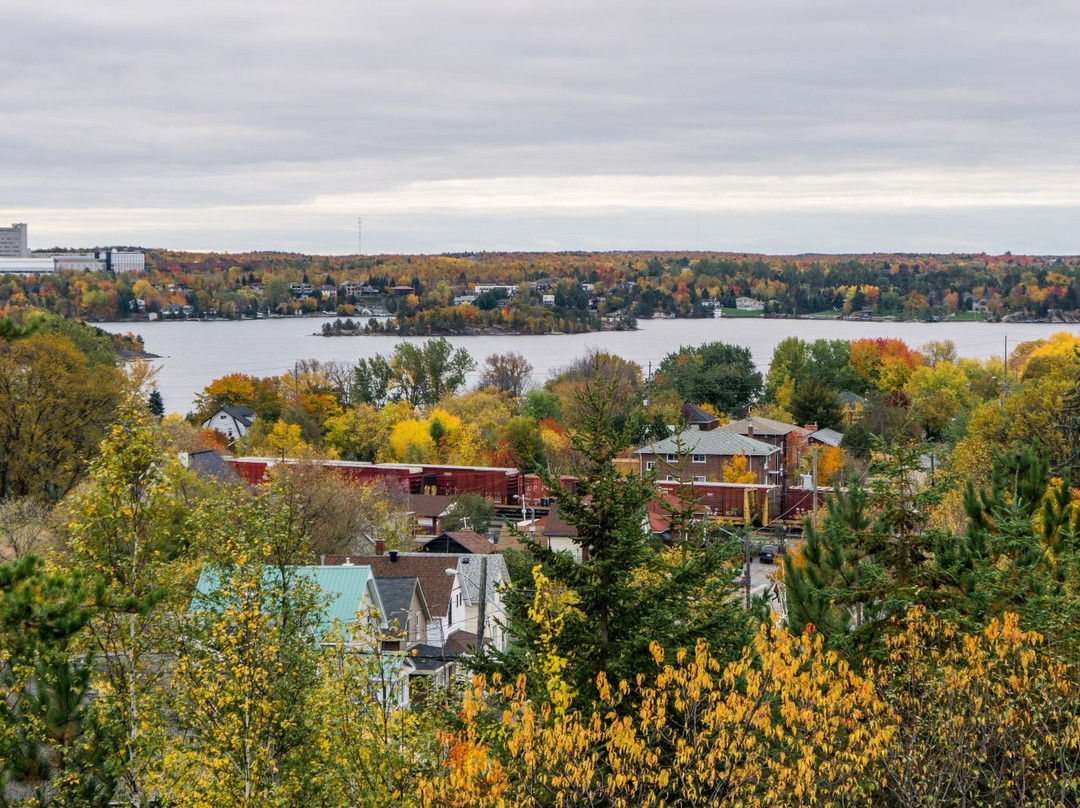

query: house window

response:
[645,461,655,471]
[692,454,706,463]
[666,475,675,481]
[666,453,677,462]
[693,475,706,483]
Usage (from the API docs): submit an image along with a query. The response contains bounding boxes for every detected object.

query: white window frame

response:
[692,475,707,483]
[645,461,655,471]
[666,453,678,462]
[692,453,707,463]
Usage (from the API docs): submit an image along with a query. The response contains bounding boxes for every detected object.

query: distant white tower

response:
[0,223,29,258]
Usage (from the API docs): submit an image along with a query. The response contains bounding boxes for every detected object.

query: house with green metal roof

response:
[193,563,388,642]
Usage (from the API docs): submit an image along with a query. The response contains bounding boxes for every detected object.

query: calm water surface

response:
[96,317,1079,415]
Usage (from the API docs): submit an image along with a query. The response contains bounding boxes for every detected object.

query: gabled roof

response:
[838,390,868,405]
[635,428,780,458]
[323,554,457,616]
[193,564,383,636]
[374,576,430,636]
[718,416,808,438]
[537,507,578,538]
[680,402,720,428]
[456,554,507,606]
[407,494,456,519]
[220,405,257,427]
[808,427,844,447]
[444,629,479,654]
[183,450,243,485]
[423,530,497,554]
[408,643,460,671]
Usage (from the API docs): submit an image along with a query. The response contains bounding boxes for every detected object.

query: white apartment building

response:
[109,251,145,273]
[0,223,29,258]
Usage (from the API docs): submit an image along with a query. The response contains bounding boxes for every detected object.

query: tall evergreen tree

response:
[939,446,1079,645]
[785,440,950,653]
[473,360,749,704]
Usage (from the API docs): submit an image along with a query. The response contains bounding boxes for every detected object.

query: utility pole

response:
[1003,335,1009,397]
[744,535,751,610]
[812,444,819,525]
[476,555,488,648]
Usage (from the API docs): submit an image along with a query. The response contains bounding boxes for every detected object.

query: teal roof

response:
[301,565,381,629]
[194,564,383,635]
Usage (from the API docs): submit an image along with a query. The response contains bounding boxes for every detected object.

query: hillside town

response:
[2,303,1080,803]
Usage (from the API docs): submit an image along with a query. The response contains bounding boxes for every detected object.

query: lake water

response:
[96,316,1079,415]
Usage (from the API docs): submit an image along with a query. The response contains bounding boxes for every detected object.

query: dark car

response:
[759,544,779,564]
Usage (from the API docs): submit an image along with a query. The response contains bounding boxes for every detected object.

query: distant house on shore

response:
[735,297,765,311]
[202,405,256,441]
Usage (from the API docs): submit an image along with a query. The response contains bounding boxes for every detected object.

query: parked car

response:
[759,544,779,564]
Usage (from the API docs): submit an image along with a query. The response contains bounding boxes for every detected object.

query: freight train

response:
[222,457,827,529]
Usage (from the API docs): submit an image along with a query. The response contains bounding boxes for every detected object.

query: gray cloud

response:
[3,0,1079,251]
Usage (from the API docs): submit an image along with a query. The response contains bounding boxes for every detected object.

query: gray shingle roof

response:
[809,427,844,447]
[221,405,256,428]
[456,555,507,606]
[184,450,243,485]
[718,416,807,437]
[374,577,424,634]
[635,428,780,458]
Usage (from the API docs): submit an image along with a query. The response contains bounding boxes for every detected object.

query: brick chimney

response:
[375,538,386,556]
[746,424,754,439]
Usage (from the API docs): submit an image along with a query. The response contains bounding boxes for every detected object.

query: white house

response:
[735,296,765,311]
[474,284,517,297]
[202,406,256,441]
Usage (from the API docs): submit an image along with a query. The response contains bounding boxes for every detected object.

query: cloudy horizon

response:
[4,0,1079,255]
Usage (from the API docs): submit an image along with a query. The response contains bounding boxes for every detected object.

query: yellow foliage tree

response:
[419,604,1080,807]
[385,419,437,464]
[721,451,757,484]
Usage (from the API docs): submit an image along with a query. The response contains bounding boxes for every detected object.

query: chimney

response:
[375,539,386,556]
[804,423,818,433]
[746,424,754,439]
[389,550,399,563]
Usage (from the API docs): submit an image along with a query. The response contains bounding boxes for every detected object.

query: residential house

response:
[374,576,431,651]
[735,296,765,311]
[194,564,390,648]
[837,390,868,423]
[533,507,583,561]
[420,530,497,554]
[807,427,844,448]
[406,494,456,536]
[474,284,518,296]
[202,405,257,441]
[718,416,810,482]
[194,563,423,707]
[323,552,470,650]
[680,401,721,429]
[634,428,780,485]
[456,553,509,653]
[178,450,244,486]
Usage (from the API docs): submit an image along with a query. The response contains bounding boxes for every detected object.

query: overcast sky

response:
[3,0,1079,255]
